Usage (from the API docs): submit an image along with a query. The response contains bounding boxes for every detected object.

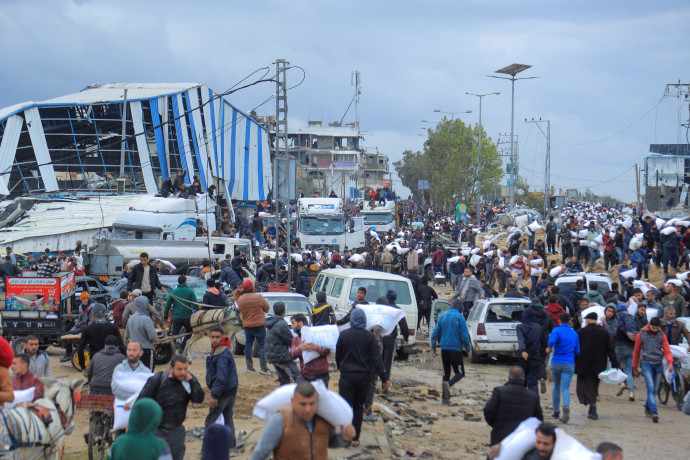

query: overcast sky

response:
[0,0,688,201]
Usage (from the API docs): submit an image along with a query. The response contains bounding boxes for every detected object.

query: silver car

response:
[466,298,532,363]
[233,292,312,355]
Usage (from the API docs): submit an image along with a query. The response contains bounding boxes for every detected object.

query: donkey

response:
[182,306,242,362]
[0,377,85,460]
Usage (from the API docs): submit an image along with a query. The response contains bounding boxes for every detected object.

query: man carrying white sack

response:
[488,421,557,460]
[250,381,356,460]
[336,308,390,447]
[111,342,150,434]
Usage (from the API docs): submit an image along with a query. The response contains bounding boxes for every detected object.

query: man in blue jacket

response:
[431,299,471,404]
[205,326,238,447]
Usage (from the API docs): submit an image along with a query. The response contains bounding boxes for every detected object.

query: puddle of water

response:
[409,356,443,369]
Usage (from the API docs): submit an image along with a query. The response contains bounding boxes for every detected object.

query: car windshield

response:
[348,278,412,304]
[263,296,311,316]
[362,213,393,225]
[299,216,345,235]
[486,303,526,323]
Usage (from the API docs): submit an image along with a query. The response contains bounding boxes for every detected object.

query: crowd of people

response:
[4,194,690,459]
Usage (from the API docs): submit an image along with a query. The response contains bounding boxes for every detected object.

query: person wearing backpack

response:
[295,262,311,296]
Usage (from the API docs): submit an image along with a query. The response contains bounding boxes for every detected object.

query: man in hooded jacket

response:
[107,398,173,460]
[336,309,390,445]
[431,299,471,403]
[201,279,228,309]
[312,291,336,326]
[516,307,547,396]
[127,296,159,371]
[265,302,299,385]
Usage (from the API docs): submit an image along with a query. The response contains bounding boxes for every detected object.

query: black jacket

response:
[257,263,275,283]
[264,315,293,363]
[336,327,387,381]
[219,266,241,289]
[312,302,336,326]
[0,262,19,278]
[503,288,522,299]
[575,324,619,376]
[483,381,543,445]
[202,290,228,309]
[419,284,438,310]
[516,308,546,359]
[139,371,204,429]
[77,321,126,369]
[127,263,162,292]
[206,341,238,399]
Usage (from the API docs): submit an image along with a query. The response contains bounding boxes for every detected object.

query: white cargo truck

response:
[360,200,396,233]
[296,198,365,251]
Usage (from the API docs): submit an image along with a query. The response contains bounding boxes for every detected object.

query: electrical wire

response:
[552,95,665,146]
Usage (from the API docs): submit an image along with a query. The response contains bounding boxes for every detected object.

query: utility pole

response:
[525,118,551,213]
[118,89,128,194]
[635,163,641,208]
[467,91,500,226]
[274,59,289,282]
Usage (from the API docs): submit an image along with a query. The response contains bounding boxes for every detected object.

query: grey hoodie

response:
[126,296,158,350]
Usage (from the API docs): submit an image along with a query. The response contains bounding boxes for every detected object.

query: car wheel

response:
[396,348,409,361]
[232,336,244,355]
[154,342,174,365]
[11,337,27,355]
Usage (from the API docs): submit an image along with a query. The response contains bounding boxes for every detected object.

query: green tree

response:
[421,117,503,208]
[393,149,425,201]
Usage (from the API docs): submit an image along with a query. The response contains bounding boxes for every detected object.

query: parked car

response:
[75,276,110,304]
[466,297,532,363]
[233,292,313,355]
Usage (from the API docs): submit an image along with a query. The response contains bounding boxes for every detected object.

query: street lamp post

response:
[488,64,537,211]
[466,91,500,226]
[433,109,472,141]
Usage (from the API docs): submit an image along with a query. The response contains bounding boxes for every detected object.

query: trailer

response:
[296,198,365,251]
[1,271,76,353]
[360,200,396,233]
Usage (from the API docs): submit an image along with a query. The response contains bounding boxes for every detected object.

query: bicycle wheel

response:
[88,414,102,460]
[658,379,670,405]
[673,372,686,411]
[97,413,114,460]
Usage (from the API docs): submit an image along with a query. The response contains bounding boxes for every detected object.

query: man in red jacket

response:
[290,314,331,386]
[11,354,44,401]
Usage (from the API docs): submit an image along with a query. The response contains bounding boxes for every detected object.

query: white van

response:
[309,268,418,359]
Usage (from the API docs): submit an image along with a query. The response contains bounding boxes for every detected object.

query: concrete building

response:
[259,117,390,199]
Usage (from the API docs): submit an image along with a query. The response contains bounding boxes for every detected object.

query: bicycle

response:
[657,360,686,411]
[76,393,115,460]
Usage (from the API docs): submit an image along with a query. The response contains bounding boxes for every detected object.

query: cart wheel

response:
[154,342,174,365]
[72,349,90,371]
[11,337,27,355]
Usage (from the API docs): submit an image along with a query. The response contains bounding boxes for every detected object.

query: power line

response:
[551,95,666,146]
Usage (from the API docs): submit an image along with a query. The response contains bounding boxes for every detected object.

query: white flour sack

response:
[495,417,540,460]
[357,304,406,335]
[300,324,339,364]
[253,380,353,426]
[111,371,155,431]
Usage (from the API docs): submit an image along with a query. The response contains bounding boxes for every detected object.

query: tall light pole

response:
[489,64,537,210]
[525,118,551,213]
[467,91,500,226]
[433,109,472,141]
